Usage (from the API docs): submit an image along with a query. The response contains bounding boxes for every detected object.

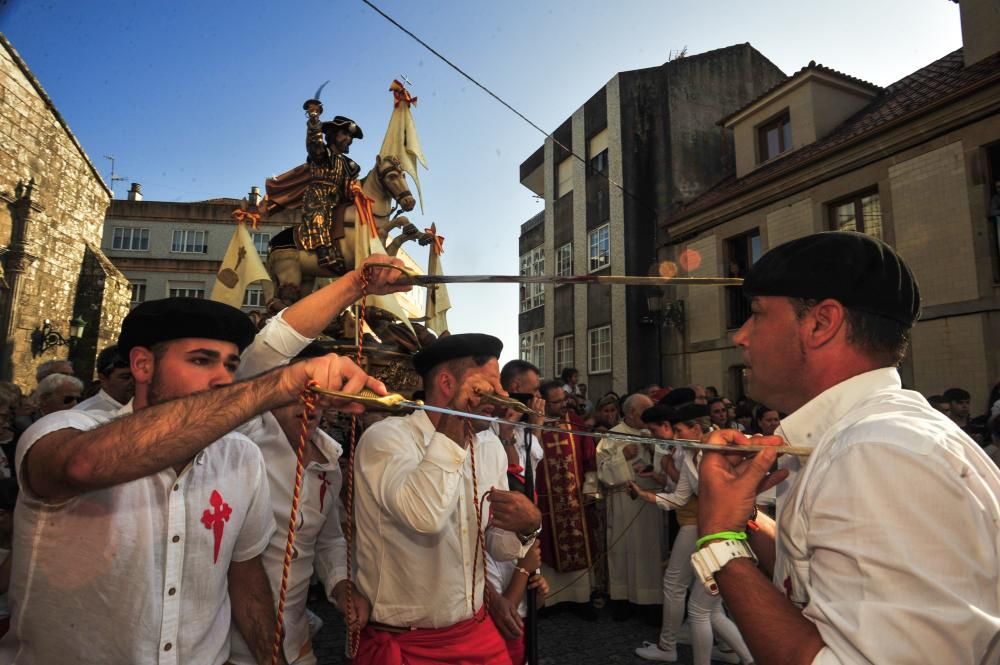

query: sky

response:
[0,0,963,367]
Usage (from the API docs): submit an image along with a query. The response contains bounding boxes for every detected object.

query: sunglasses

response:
[63,395,81,405]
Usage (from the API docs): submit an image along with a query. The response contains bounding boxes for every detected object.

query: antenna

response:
[399,74,413,86]
[103,154,128,198]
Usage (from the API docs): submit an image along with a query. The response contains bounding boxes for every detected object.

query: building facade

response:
[517,44,786,395]
[660,2,1000,410]
[103,186,284,312]
[0,34,130,388]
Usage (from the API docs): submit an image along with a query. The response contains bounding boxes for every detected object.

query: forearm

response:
[503,570,529,605]
[716,559,824,665]
[229,556,283,665]
[747,511,777,579]
[281,271,365,339]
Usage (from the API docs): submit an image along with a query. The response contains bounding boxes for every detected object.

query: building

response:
[660,0,1000,410]
[517,44,786,396]
[103,185,284,312]
[0,34,130,388]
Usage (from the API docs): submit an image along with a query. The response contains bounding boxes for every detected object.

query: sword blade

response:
[405,274,742,287]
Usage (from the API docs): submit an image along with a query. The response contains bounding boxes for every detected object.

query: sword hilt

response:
[308,385,420,411]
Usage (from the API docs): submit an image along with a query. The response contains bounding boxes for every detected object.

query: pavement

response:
[309,596,716,664]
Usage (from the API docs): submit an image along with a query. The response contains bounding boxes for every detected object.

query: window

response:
[112,227,149,251]
[129,280,146,305]
[519,246,545,312]
[554,334,574,375]
[757,111,792,163]
[169,284,205,298]
[830,190,882,239]
[726,229,762,329]
[251,232,271,256]
[243,285,265,308]
[171,229,207,253]
[555,243,573,277]
[588,325,611,374]
[519,329,544,372]
[590,149,608,176]
[588,224,610,272]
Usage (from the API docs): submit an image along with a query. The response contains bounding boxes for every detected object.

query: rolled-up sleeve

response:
[236,310,312,380]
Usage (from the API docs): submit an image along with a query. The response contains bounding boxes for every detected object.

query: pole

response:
[523,430,538,665]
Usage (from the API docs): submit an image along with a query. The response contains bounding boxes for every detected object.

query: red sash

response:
[354,610,512,665]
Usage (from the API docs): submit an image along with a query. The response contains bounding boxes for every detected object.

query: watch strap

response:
[690,539,757,595]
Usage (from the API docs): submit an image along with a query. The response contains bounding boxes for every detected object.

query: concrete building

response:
[517,44,786,396]
[660,1,1000,410]
[103,185,284,312]
[0,34,130,388]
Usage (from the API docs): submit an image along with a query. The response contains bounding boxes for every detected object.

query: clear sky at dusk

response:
[0,0,963,367]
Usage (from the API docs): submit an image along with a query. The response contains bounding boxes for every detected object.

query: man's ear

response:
[804,299,848,349]
[130,346,155,384]
[434,368,456,402]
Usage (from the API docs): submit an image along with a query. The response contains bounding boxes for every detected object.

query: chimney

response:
[248,185,261,206]
[959,0,1000,68]
[127,182,142,201]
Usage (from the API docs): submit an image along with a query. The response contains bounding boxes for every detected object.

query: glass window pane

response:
[832,202,857,232]
[782,120,792,152]
[766,128,780,160]
[860,194,882,239]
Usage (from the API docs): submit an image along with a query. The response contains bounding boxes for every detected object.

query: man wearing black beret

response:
[695,232,1000,663]
[352,333,542,665]
[2,296,387,665]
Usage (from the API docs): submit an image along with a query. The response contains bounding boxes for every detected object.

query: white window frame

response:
[588,325,611,374]
[519,329,545,373]
[112,227,149,251]
[588,224,610,272]
[129,280,146,305]
[555,242,573,277]
[171,229,208,254]
[554,334,574,375]
[252,232,271,256]
[243,284,265,308]
[168,283,206,299]
[519,245,545,312]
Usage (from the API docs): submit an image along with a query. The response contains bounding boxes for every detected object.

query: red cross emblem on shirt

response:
[318,472,332,512]
[201,489,232,564]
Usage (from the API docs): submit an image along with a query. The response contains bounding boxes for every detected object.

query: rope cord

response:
[270,380,320,665]
[467,419,489,621]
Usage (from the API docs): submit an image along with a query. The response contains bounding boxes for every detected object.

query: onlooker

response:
[928,394,951,417]
[76,345,133,415]
[34,373,83,416]
[944,387,984,442]
[707,398,728,430]
[34,359,73,383]
[733,405,754,433]
[753,405,781,437]
[577,383,594,415]
[690,385,708,405]
[705,386,720,400]
[593,394,621,433]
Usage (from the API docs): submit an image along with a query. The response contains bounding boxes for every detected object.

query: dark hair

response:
[422,355,493,392]
[943,387,971,402]
[539,380,565,401]
[753,403,778,422]
[500,359,540,391]
[790,298,910,367]
[707,397,725,409]
[96,345,128,376]
[560,367,578,383]
[928,394,947,406]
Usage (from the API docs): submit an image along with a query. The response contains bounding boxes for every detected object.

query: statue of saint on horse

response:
[261,80,432,310]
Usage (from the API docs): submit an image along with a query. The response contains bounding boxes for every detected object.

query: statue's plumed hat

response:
[412,333,503,377]
[742,231,920,326]
[118,298,257,355]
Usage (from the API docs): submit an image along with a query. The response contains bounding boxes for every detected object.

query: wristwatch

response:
[517,524,542,545]
[690,539,757,595]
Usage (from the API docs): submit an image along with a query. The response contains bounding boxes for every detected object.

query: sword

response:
[365,262,742,287]
[309,387,811,457]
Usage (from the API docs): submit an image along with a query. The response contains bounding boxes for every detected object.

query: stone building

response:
[517,44,786,395]
[103,185,284,312]
[660,0,1000,410]
[0,34,130,388]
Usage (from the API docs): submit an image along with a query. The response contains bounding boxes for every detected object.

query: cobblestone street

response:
[309,597,715,664]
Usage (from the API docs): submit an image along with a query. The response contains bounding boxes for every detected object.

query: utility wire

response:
[359,0,657,218]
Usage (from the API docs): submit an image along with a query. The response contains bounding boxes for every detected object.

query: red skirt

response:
[354,609,512,665]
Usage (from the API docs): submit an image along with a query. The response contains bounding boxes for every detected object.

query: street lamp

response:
[31,316,86,357]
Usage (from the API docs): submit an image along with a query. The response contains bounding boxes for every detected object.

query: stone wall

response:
[0,35,130,388]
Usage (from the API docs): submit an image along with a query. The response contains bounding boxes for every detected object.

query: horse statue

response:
[262,80,432,307]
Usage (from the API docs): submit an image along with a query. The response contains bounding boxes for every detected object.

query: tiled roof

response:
[670,48,1000,224]
[718,60,881,126]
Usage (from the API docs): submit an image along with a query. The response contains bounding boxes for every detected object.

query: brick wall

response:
[765,198,815,248]
[688,349,723,391]
[0,36,130,388]
[890,141,978,307]
[685,234,721,343]
[910,314,988,410]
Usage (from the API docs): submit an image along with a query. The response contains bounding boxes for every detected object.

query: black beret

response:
[412,333,503,376]
[118,298,257,355]
[322,116,363,139]
[641,404,677,424]
[659,387,695,407]
[95,345,128,375]
[742,232,920,326]
[671,403,709,424]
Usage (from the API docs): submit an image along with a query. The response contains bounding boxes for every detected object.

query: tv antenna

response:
[103,155,128,198]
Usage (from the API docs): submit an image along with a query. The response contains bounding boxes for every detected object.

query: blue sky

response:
[1,0,963,367]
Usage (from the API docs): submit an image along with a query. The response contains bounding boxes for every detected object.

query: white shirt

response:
[485,427,544,618]
[236,309,312,381]
[597,422,653,488]
[355,411,531,628]
[74,388,123,415]
[774,368,1000,665]
[0,405,274,665]
[230,413,346,664]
